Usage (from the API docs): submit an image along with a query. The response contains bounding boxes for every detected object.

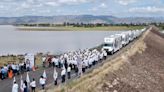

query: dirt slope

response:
[98,27,164,92]
[45,26,164,92]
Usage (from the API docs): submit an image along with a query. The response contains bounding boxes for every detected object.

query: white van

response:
[115,33,129,47]
[103,35,121,54]
[115,34,123,49]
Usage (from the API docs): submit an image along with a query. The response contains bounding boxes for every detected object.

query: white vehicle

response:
[116,32,129,46]
[103,35,121,54]
[128,31,134,42]
[115,34,123,48]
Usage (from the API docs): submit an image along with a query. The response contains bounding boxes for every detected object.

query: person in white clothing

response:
[103,50,107,59]
[39,76,46,89]
[53,68,58,85]
[12,81,18,92]
[61,68,66,83]
[67,66,71,79]
[30,78,36,92]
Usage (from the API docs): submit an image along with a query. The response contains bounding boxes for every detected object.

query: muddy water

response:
[0,25,122,55]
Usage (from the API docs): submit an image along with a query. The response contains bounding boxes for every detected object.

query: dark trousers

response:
[52,62,55,67]
[41,84,45,89]
[82,68,85,73]
[54,79,57,85]
[0,73,1,80]
[89,65,92,68]
[104,56,106,60]
[67,72,71,79]
[61,75,65,83]
[31,87,35,92]
[1,73,5,80]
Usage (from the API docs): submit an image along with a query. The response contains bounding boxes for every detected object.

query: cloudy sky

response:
[0,0,164,17]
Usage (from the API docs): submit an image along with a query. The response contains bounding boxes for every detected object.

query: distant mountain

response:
[0,15,164,25]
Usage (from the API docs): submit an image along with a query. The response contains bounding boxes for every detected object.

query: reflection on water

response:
[0,25,122,55]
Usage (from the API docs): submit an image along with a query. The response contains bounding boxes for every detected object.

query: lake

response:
[0,25,122,55]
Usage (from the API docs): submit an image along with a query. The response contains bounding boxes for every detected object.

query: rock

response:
[113,90,118,92]
[112,79,119,85]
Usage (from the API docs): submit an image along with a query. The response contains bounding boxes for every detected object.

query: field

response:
[16,26,144,31]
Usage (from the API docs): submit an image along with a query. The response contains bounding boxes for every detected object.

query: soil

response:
[98,27,164,92]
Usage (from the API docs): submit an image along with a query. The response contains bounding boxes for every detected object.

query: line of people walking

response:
[11,48,107,92]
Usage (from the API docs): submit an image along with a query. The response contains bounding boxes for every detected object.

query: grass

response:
[16,26,145,31]
[0,54,42,67]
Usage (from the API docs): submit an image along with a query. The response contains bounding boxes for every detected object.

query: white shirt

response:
[103,50,107,56]
[42,57,46,62]
[23,83,26,89]
[54,58,59,65]
[89,58,93,65]
[30,81,36,87]
[39,78,46,85]
[61,69,66,76]
[12,83,18,92]
[67,67,71,72]
[12,64,16,70]
[53,71,58,80]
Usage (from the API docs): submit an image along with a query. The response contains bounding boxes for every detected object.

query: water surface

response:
[0,25,122,55]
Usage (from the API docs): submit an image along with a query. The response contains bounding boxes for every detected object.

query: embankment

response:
[45,26,164,92]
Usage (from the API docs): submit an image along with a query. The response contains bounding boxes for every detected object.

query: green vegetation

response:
[17,26,144,31]
[16,22,146,31]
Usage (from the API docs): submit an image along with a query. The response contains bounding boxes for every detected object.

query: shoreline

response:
[16,26,144,31]
[0,44,103,66]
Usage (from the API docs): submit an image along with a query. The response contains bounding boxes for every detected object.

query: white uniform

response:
[30,81,36,87]
[39,78,46,85]
[42,57,46,62]
[53,70,58,80]
[61,69,66,76]
[67,67,71,72]
[12,83,18,92]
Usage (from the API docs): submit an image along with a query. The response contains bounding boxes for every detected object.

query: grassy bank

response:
[16,26,144,31]
[0,54,42,67]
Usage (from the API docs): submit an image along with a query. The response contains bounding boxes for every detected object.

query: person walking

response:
[61,68,66,83]
[30,78,36,92]
[12,81,18,92]
[67,66,71,79]
[39,76,46,89]
[23,80,28,92]
[8,69,13,79]
[53,68,58,85]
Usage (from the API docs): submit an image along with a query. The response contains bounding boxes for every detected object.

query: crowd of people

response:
[10,48,108,92]
[0,60,32,80]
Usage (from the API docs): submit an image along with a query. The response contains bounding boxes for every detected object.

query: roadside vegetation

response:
[0,53,42,67]
[16,22,146,31]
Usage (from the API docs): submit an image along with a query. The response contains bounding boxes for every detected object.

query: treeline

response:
[150,22,164,29]
[16,22,164,28]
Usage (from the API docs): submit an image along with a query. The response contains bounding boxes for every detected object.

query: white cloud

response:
[89,3,107,12]
[116,0,136,5]
[0,5,4,9]
[57,0,88,4]
[129,6,164,13]
[99,3,107,8]
[21,2,31,9]
[45,2,59,6]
